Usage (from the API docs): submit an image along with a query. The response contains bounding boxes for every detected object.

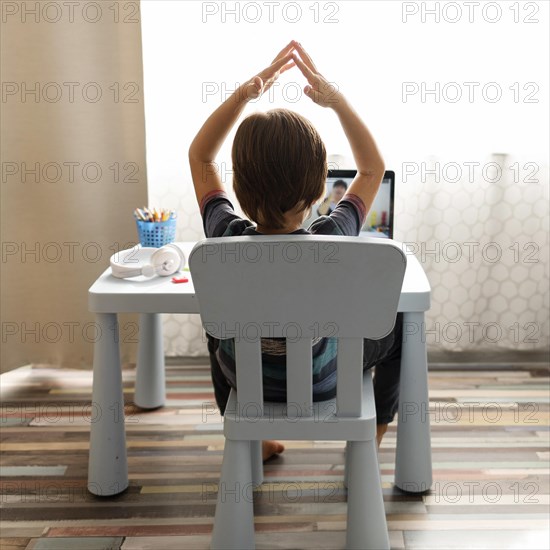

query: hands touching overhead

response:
[241,40,345,109]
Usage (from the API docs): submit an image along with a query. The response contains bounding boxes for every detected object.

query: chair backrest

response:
[189,235,406,418]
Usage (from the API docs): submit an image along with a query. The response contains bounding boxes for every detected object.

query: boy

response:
[189,41,403,461]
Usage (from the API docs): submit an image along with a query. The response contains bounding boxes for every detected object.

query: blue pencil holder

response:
[136,218,176,248]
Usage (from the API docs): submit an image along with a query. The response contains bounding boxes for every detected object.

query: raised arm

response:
[188,43,296,207]
[291,43,385,214]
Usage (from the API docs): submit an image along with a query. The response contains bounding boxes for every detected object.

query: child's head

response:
[232,108,327,230]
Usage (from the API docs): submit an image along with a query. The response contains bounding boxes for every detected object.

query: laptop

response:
[303,169,395,239]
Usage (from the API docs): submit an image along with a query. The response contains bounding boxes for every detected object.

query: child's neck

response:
[255,224,302,234]
[255,207,309,234]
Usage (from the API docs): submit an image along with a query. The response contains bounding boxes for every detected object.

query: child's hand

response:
[291,42,344,109]
[241,41,296,101]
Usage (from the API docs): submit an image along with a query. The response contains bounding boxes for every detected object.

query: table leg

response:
[395,311,433,493]
[87,313,128,496]
[134,313,166,409]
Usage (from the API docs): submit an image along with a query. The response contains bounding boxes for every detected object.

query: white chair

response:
[189,235,407,550]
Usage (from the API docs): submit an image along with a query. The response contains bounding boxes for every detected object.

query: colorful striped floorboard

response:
[1,362,548,549]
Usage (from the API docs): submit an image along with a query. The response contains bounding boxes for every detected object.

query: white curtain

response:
[396,153,549,351]
[140,1,549,356]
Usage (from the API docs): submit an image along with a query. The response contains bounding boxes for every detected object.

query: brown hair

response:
[232,108,327,230]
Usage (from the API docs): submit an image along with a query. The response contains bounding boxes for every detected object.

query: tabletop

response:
[89,240,431,314]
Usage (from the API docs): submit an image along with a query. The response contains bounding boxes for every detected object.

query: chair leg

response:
[250,440,263,486]
[346,440,389,550]
[343,441,350,489]
[211,439,255,550]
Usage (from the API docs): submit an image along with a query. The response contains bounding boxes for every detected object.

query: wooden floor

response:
[1,361,549,550]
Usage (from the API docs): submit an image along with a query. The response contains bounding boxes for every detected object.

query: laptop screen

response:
[304,170,395,239]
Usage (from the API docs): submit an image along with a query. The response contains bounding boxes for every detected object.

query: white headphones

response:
[110,243,186,279]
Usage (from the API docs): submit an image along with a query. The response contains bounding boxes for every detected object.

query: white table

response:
[87,240,432,496]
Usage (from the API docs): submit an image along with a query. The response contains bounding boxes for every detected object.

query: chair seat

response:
[223,371,377,442]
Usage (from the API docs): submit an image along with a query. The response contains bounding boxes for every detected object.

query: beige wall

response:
[1,1,148,372]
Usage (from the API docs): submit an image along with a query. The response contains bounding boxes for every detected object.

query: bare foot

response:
[262,440,285,461]
[376,424,388,448]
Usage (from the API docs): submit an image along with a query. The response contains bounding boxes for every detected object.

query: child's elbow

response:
[188,144,197,162]
[189,144,213,164]
[375,159,385,181]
